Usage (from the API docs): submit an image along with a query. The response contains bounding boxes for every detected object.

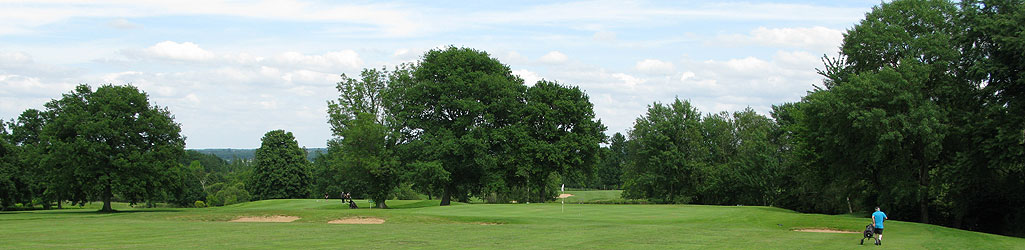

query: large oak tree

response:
[41,84,185,212]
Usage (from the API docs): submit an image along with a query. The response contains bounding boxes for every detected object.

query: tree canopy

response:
[250,130,311,200]
[39,84,185,212]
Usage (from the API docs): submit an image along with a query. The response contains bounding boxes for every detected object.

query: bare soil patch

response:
[328,217,385,224]
[558,193,574,198]
[230,215,300,223]
[793,228,859,234]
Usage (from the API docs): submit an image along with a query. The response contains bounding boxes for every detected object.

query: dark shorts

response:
[873,228,884,234]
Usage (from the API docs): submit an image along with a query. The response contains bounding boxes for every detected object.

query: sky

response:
[0,0,880,149]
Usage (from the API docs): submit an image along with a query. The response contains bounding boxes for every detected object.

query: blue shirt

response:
[873,211,887,228]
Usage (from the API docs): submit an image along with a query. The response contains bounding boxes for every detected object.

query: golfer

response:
[872,207,888,245]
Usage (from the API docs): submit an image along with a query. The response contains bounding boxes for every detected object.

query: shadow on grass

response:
[388,200,443,209]
[1,208,182,215]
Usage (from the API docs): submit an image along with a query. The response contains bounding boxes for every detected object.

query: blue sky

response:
[0,0,879,148]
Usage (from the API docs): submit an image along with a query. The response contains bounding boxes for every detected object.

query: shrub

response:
[208,184,251,206]
[194,200,207,208]
[394,184,422,200]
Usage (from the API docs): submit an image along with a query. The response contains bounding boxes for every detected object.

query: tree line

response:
[613,0,1023,237]
[314,47,607,208]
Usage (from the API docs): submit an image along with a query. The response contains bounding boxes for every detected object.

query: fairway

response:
[1,191,1021,249]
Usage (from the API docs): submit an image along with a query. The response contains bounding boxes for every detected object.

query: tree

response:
[622,98,708,204]
[40,84,185,212]
[698,109,782,206]
[208,183,250,206]
[518,80,606,202]
[799,65,945,221]
[336,113,400,208]
[815,0,958,224]
[390,47,527,205]
[944,0,1025,234]
[0,119,19,209]
[181,150,229,174]
[596,133,628,190]
[249,130,311,200]
[326,68,405,208]
[9,109,53,208]
[165,161,206,207]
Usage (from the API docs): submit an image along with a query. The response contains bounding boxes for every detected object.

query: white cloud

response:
[539,51,568,64]
[715,26,844,52]
[611,73,643,90]
[0,1,424,37]
[0,51,33,65]
[469,1,866,30]
[512,69,541,86]
[679,71,695,81]
[143,41,215,61]
[500,51,529,65]
[224,53,265,64]
[272,50,363,72]
[184,93,200,104]
[108,18,141,29]
[593,31,617,41]
[634,59,674,74]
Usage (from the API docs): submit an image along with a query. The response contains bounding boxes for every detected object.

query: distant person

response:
[324,193,329,202]
[344,192,352,202]
[872,207,888,245]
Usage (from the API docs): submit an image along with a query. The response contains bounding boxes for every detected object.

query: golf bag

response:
[860,224,877,245]
[348,199,358,209]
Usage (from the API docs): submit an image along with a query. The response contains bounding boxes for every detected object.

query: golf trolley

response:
[860,224,878,245]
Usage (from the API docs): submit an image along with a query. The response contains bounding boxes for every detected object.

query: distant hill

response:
[191,148,328,162]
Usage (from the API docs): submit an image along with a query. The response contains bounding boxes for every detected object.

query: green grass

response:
[1,191,1022,249]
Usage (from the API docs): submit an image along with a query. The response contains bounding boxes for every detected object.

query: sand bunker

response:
[230,215,300,222]
[793,228,859,234]
[558,193,574,198]
[329,217,385,224]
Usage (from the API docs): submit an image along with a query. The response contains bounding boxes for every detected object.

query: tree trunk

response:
[440,185,452,206]
[101,182,113,212]
[953,205,965,229]
[377,200,388,209]
[920,194,929,223]
[919,163,929,224]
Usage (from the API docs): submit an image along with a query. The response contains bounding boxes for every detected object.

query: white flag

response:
[561,184,565,192]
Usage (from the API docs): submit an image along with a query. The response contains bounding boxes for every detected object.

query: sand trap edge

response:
[328,217,386,224]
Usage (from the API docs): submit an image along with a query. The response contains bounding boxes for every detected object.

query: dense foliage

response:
[321,67,404,208]
[250,130,312,200]
[780,0,1024,236]
[617,0,1025,237]
[0,85,187,212]
[317,47,606,206]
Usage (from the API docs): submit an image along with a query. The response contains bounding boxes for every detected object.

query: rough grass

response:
[1,191,1021,249]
